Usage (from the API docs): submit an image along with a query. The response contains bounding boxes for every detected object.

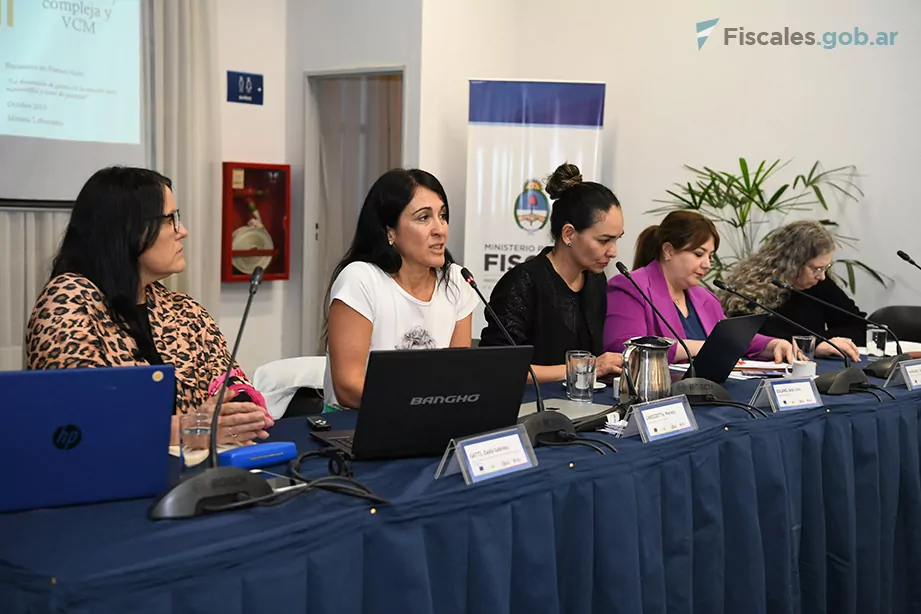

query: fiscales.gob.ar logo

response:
[513,179,550,234]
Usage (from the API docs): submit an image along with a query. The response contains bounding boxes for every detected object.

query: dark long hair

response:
[545,162,620,242]
[324,168,456,322]
[51,166,172,354]
[633,210,720,270]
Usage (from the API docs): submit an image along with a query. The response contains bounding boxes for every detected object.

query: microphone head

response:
[771,278,790,290]
[459,267,475,284]
[898,250,912,262]
[713,279,729,291]
[615,262,629,275]
[250,266,265,286]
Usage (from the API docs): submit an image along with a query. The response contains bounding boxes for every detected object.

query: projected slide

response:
[0,0,140,144]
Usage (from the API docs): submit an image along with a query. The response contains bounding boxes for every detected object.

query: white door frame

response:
[299,66,406,355]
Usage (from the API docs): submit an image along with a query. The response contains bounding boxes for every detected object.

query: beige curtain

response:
[312,74,402,352]
[152,0,222,315]
[0,209,71,370]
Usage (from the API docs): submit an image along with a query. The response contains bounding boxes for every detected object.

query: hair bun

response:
[546,162,583,199]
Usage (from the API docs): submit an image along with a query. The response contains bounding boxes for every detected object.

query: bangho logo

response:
[410,394,481,405]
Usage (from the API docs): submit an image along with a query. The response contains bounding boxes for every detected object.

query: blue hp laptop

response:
[2,365,176,513]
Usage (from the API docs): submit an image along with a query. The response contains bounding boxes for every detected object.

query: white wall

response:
[216,0,290,375]
[419,0,921,314]
[215,0,426,372]
[286,0,423,354]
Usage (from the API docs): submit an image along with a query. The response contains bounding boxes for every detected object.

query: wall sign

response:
[227,71,264,105]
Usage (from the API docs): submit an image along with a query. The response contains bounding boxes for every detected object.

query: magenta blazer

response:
[603,260,772,362]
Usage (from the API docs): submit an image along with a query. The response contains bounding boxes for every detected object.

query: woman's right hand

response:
[197,391,273,445]
[596,352,624,376]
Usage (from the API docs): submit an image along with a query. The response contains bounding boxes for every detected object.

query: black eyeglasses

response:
[159,210,181,233]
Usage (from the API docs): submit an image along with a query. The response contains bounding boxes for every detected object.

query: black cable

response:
[851,388,882,403]
[864,383,896,400]
[201,487,305,513]
[555,429,618,453]
[535,434,606,455]
[289,448,390,505]
[298,475,390,505]
[576,435,618,454]
[693,400,760,420]
[723,399,770,419]
[572,403,631,432]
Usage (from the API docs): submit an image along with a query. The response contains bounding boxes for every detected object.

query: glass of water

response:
[566,350,596,402]
[792,335,816,362]
[866,326,888,361]
[180,412,212,472]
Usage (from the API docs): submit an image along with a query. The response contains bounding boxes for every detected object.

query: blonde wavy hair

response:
[720,220,836,315]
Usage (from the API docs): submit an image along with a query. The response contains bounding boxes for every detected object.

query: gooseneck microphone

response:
[770,278,908,378]
[615,262,733,404]
[714,279,868,395]
[208,266,265,467]
[897,250,921,273]
[460,267,545,413]
[150,267,274,520]
[460,267,577,445]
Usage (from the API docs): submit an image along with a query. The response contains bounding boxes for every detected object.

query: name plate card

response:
[434,424,537,485]
[750,377,823,412]
[634,394,699,443]
[884,357,921,390]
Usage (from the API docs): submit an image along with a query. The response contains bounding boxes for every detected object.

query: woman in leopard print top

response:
[25,166,274,446]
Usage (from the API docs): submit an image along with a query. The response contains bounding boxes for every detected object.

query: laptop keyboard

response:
[329,435,354,451]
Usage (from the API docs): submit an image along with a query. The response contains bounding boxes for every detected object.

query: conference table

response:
[4,358,921,614]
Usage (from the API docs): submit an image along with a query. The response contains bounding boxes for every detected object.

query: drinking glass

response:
[179,412,212,473]
[566,350,596,402]
[792,335,816,362]
[866,326,887,361]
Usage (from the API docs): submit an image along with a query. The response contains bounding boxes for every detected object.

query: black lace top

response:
[479,247,607,365]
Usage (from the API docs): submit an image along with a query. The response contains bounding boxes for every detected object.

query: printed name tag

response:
[885,358,921,390]
[434,424,537,485]
[634,394,698,443]
[750,377,823,412]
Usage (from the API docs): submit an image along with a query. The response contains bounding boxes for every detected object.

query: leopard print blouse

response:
[26,273,241,415]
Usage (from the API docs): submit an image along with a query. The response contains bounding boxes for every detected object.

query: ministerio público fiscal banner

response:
[463,80,606,337]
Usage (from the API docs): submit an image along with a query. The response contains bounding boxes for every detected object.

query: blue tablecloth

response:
[3,360,921,613]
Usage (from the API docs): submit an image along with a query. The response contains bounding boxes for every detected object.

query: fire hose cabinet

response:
[221,162,291,282]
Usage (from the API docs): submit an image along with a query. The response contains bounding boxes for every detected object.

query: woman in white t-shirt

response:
[323,168,479,410]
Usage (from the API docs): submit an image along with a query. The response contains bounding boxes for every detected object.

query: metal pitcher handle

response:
[622,344,636,399]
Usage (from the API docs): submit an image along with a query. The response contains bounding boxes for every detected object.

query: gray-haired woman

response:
[720,220,862,362]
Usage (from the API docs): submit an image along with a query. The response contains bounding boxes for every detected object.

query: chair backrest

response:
[868,305,921,343]
[252,356,327,418]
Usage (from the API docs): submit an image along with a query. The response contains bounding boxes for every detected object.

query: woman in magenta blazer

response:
[604,211,794,364]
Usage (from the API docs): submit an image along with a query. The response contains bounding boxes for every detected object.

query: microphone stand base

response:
[863,353,911,379]
[518,411,576,447]
[815,366,869,395]
[671,377,733,404]
[149,465,274,520]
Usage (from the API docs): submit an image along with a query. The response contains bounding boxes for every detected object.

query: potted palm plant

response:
[648,157,888,293]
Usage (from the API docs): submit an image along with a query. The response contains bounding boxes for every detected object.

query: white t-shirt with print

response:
[323,261,479,408]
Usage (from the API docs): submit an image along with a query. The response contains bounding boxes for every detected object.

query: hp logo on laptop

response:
[52,425,82,450]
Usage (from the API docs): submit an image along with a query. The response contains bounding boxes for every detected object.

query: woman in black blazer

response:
[719,220,862,362]
[479,163,625,382]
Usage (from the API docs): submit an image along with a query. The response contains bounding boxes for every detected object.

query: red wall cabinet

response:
[221,162,291,282]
